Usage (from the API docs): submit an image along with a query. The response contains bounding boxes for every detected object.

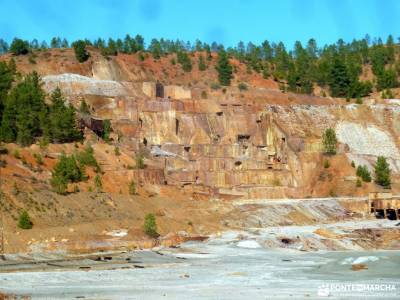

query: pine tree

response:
[216,49,233,86]
[149,39,162,59]
[198,54,206,71]
[0,72,46,145]
[177,51,192,72]
[356,165,371,182]
[9,38,29,55]
[0,61,15,120]
[322,128,337,154]
[51,153,84,194]
[143,213,158,237]
[329,55,351,97]
[49,88,82,143]
[72,40,90,63]
[375,156,391,187]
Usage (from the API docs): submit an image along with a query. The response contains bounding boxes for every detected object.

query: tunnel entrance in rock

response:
[184,146,191,152]
[156,82,164,98]
[280,238,293,244]
[237,134,250,142]
[143,137,148,146]
[234,161,242,166]
[386,209,397,220]
[175,119,179,135]
[139,118,143,128]
[216,111,223,116]
[374,209,385,219]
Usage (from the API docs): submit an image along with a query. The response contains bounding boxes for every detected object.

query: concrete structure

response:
[369,192,400,220]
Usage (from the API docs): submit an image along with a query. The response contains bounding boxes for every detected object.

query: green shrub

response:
[18,210,33,229]
[114,146,121,156]
[33,153,43,165]
[94,174,102,192]
[356,165,371,182]
[323,159,330,168]
[211,83,221,90]
[238,82,248,91]
[138,53,145,61]
[136,154,145,169]
[102,120,112,141]
[28,54,36,64]
[76,144,100,172]
[355,97,363,104]
[351,161,355,168]
[356,178,362,187]
[13,149,21,159]
[143,213,158,238]
[129,180,136,195]
[79,99,91,114]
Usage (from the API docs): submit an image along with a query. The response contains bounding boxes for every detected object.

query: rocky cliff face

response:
[33,52,400,199]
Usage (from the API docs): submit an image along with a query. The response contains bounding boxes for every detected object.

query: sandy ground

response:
[0,235,399,299]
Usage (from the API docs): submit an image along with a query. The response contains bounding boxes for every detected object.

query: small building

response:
[369,192,400,220]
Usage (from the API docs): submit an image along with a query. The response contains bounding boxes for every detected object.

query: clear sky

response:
[0,0,399,48]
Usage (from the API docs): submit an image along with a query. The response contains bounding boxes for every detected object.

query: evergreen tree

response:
[376,69,398,91]
[356,165,371,182]
[216,49,233,86]
[328,55,351,97]
[0,61,15,120]
[9,38,29,55]
[322,128,337,154]
[149,39,162,59]
[198,54,206,71]
[177,51,192,72]
[61,38,69,48]
[135,34,145,51]
[51,153,84,194]
[49,88,82,143]
[0,72,46,146]
[0,39,9,54]
[375,156,391,187]
[101,38,118,56]
[205,44,212,61]
[72,40,90,63]
[143,213,158,237]
[50,37,62,48]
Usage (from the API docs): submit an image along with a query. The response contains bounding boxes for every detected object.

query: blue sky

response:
[0,0,399,47]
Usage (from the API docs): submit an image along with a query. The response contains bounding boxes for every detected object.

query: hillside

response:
[1,46,400,254]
